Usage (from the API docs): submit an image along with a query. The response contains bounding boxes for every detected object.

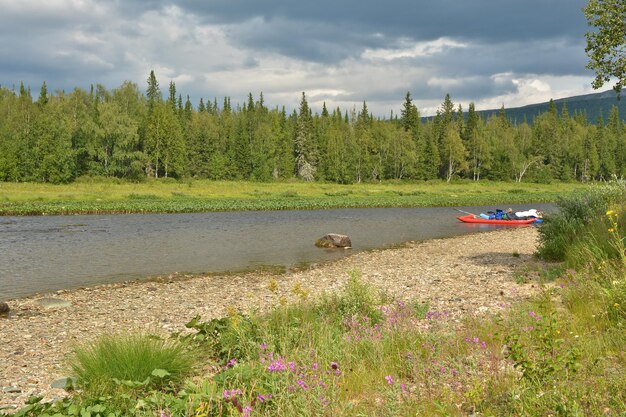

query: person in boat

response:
[505,208,519,220]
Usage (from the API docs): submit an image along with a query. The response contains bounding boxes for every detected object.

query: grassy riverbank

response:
[0,179,586,215]
[4,181,624,416]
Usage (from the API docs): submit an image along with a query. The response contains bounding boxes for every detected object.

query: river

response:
[0,204,553,300]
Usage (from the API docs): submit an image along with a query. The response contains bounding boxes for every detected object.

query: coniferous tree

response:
[146,71,160,113]
[184,95,193,121]
[294,92,317,181]
[167,81,177,112]
[354,101,373,182]
[231,106,252,178]
[400,92,421,178]
[316,102,331,180]
[466,105,490,181]
[37,81,48,108]
[274,106,295,179]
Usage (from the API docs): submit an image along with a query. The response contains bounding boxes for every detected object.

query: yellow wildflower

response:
[226,305,237,317]
[609,228,615,233]
[606,210,615,216]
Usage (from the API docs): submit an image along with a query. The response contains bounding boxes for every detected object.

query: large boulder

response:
[315,233,352,249]
[0,301,9,315]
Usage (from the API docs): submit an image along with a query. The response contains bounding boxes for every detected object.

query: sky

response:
[0,0,599,116]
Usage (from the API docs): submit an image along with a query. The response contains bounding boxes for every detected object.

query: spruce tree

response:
[168,81,177,112]
[400,91,421,178]
[184,95,193,121]
[37,81,48,107]
[146,70,160,112]
[294,92,317,181]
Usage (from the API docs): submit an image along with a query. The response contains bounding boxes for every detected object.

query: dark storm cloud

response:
[177,0,588,60]
[178,0,586,39]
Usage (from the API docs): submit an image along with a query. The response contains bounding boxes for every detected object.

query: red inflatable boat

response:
[456,214,537,225]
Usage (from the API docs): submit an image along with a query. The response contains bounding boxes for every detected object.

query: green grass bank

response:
[0,179,587,215]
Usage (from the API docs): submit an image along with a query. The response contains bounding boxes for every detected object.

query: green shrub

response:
[195,313,262,361]
[69,333,196,397]
[536,214,581,261]
[537,180,626,262]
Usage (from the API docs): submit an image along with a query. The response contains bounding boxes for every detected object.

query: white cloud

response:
[362,37,467,61]
[471,74,595,112]
[427,77,463,89]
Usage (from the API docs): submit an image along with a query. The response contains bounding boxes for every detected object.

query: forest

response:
[0,70,625,184]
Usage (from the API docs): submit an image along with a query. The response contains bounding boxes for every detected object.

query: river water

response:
[0,204,553,300]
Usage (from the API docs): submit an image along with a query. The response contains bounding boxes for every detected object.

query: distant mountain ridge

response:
[475,89,625,124]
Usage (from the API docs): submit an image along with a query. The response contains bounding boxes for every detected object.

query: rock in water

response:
[315,233,352,248]
[0,302,9,315]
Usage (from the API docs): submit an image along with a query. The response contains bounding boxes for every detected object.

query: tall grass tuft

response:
[69,333,196,397]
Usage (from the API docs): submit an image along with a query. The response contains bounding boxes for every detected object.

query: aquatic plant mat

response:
[0,179,586,215]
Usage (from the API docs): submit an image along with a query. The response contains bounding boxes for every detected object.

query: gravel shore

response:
[0,227,544,410]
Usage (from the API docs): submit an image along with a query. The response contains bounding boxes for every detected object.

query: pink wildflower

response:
[257,393,272,403]
[267,358,287,372]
